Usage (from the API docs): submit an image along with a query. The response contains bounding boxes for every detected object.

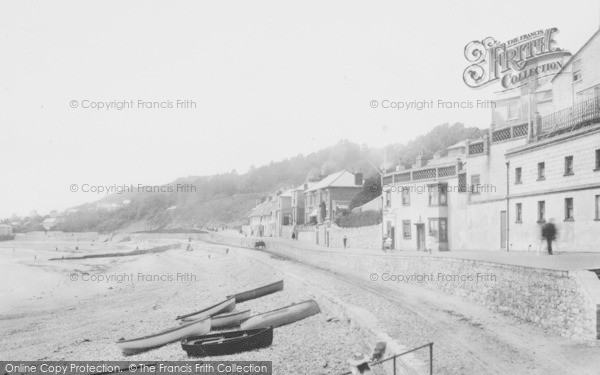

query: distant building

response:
[248,198,275,237]
[275,189,293,235]
[290,180,318,226]
[304,170,363,224]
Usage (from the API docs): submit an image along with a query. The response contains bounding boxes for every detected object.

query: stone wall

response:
[200,232,600,342]
[292,224,382,250]
[328,224,382,250]
[280,226,295,240]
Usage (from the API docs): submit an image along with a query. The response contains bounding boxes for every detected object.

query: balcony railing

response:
[540,96,600,139]
[383,163,460,184]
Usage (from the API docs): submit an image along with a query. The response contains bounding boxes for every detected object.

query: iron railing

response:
[540,96,600,138]
[341,342,433,375]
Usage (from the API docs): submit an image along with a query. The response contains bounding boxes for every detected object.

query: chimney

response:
[354,172,363,186]
[415,150,424,168]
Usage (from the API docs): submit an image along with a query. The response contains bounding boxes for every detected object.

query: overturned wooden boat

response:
[117,318,210,355]
[176,297,235,322]
[181,327,273,357]
[211,310,251,330]
[240,300,320,330]
[229,280,284,303]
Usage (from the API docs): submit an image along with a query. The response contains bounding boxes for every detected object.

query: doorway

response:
[416,224,425,251]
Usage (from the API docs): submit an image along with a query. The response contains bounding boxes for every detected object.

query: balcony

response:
[539,97,600,139]
[383,163,461,185]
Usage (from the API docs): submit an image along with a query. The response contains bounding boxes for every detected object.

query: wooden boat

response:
[176,297,235,322]
[181,327,273,357]
[211,310,251,330]
[240,300,320,330]
[117,318,210,355]
[228,280,284,303]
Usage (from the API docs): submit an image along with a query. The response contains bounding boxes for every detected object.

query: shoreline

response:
[0,235,381,374]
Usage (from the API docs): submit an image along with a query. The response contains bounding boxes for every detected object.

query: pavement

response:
[215,229,600,272]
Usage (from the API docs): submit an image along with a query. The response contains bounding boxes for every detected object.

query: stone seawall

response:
[201,232,600,343]
[292,224,382,250]
[329,224,382,250]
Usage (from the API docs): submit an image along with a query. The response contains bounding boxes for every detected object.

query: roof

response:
[248,199,274,217]
[352,196,383,212]
[447,140,467,150]
[305,170,359,192]
[279,189,293,198]
[551,29,600,82]
[292,181,316,192]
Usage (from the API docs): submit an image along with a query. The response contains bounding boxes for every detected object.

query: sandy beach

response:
[0,234,382,375]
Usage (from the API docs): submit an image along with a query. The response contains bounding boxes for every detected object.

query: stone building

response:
[303,170,363,224]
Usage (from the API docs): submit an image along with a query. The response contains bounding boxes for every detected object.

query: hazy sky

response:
[1,0,599,217]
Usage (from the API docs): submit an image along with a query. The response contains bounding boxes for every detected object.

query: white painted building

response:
[383,28,600,253]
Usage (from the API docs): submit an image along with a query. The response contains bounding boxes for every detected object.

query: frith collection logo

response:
[463,27,566,90]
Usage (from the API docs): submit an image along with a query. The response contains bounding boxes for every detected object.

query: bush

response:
[335,210,381,228]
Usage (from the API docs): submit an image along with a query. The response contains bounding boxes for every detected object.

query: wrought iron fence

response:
[541,96,600,137]
[468,142,485,155]
[413,168,437,180]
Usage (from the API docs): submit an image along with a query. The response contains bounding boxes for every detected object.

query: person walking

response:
[541,219,557,255]
[343,236,348,249]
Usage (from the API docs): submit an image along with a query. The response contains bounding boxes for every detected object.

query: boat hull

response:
[177,297,235,322]
[240,300,320,330]
[229,280,284,303]
[181,327,273,357]
[211,310,251,330]
[117,318,210,355]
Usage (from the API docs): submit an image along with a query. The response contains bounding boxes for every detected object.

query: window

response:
[385,190,391,207]
[458,173,467,193]
[402,220,411,239]
[516,203,522,223]
[439,184,447,205]
[386,221,392,237]
[428,186,438,205]
[515,167,522,184]
[507,101,519,119]
[537,201,546,223]
[402,187,410,205]
[428,218,448,242]
[572,60,582,82]
[596,195,600,220]
[564,156,574,176]
[470,175,481,194]
[537,162,545,180]
[565,198,574,221]
[427,184,447,206]
[595,149,600,171]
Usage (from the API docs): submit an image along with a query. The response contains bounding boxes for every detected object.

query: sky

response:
[1,0,599,217]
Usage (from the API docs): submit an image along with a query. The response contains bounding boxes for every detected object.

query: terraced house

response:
[383,29,600,252]
[303,170,363,225]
